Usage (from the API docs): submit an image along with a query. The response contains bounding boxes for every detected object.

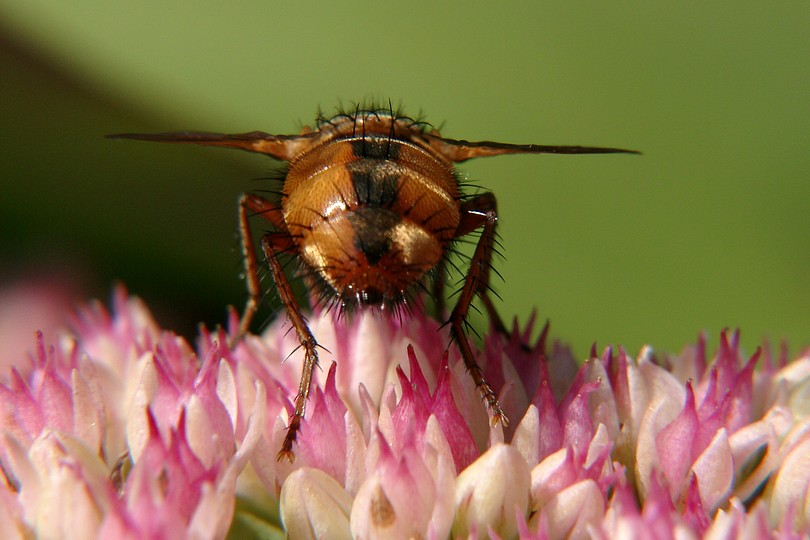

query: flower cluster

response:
[0,286,809,539]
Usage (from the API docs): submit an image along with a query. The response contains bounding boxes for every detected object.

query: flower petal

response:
[538,479,604,540]
[690,428,733,512]
[770,434,810,531]
[453,443,530,539]
[280,468,352,540]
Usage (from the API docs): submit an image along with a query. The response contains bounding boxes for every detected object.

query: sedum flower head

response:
[0,285,809,539]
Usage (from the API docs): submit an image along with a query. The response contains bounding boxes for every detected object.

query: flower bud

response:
[453,443,530,539]
[280,468,352,540]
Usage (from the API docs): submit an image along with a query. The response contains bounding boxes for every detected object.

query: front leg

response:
[258,233,320,462]
[236,193,316,460]
[448,192,508,426]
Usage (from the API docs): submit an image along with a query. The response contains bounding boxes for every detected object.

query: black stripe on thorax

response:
[347,159,400,208]
[350,136,400,160]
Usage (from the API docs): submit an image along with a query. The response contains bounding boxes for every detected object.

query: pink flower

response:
[1,284,809,539]
[0,287,263,539]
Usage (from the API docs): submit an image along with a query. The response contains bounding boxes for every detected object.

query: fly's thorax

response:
[283,135,461,233]
[281,134,461,304]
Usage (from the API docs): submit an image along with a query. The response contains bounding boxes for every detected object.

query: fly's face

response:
[296,204,446,307]
[110,104,638,461]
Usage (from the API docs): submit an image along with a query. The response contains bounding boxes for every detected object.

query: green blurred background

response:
[1,1,808,358]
